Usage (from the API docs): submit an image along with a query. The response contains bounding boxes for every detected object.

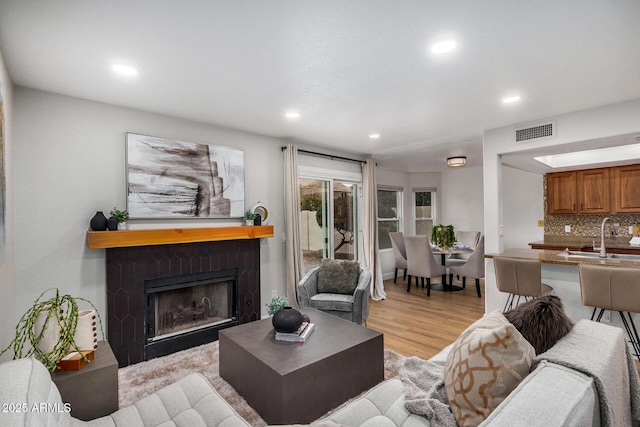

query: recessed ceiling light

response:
[285,112,300,119]
[369,134,380,139]
[431,39,456,54]
[502,95,521,103]
[111,63,138,76]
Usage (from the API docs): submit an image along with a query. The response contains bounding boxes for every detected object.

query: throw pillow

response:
[504,295,573,355]
[316,259,360,295]
[444,310,535,427]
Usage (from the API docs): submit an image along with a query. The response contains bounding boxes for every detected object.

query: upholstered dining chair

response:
[404,235,446,296]
[493,257,553,311]
[446,231,481,268]
[389,232,407,283]
[448,236,485,298]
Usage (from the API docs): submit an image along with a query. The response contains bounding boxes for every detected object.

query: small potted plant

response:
[266,295,289,316]
[0,288,104,372]
[110,207,130,230]
[244,210,257,226]
[432,224,456,250]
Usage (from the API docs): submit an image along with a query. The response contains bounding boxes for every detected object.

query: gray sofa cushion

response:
[479,361,598,427]
[310,293,355,312]
[317,259,360,294]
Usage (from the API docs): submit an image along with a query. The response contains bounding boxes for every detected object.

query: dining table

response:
[432,246,474,291]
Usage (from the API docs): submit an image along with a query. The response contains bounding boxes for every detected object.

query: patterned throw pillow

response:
[504,295,573,355]
[444,310,535,426]
[316,259,361,295]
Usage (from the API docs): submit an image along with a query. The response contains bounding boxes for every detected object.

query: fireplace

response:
[144,269,238,360]
[105,238,261,367]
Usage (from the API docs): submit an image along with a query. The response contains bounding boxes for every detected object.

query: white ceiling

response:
[1,1,640,172]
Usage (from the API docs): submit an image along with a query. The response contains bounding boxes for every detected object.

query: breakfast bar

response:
[485,247,640,345]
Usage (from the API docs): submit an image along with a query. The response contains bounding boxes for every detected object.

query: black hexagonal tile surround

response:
[106,239,261,367]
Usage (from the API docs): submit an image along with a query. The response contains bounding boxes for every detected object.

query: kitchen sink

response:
[557,250,640,261]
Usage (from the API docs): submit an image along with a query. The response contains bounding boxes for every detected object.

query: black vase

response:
[272,306,303,333]
[253,214,261,226]
[107,216,119,231]
[90,211,108,231]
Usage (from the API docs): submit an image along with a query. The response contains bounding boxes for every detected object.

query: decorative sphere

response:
[272,306,303,333]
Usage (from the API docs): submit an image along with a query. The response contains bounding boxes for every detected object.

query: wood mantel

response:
[86,225,274,249]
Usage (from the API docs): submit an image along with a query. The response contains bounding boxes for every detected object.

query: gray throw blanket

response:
[399,356,458,427]
[534,319,640,427]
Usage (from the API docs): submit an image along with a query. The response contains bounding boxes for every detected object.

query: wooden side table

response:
[51,341,118,421]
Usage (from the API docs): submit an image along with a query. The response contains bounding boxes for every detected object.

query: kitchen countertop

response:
[486,248,640,268]
[529,236,640,252]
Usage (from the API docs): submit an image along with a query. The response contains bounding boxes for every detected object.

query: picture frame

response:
[126,132,245,219]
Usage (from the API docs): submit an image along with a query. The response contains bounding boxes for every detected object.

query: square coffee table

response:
[219,307,384,425]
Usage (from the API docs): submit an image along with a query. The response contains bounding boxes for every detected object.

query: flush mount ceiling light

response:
[285,112,300,119]
[447,156,467,167]
[111,63,138,76]
[369,134,380,139]
[431,39,457,54]
[502,95,521,103]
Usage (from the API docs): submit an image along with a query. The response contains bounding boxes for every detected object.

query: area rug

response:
[118,341,406,426]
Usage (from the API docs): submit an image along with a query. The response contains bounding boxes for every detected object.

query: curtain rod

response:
[281,146,365,164]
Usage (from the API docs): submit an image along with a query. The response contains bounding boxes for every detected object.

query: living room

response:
[1,2,640,426]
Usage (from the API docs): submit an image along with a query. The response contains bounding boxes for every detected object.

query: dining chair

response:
[493,256,553,311]
[389,232,407,283]
[446,231,481,268]
[404,235,447,296]
[448,236,485,298]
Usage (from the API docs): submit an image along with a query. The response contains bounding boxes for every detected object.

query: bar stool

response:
[578,264,640,360]
[493,257,553,311]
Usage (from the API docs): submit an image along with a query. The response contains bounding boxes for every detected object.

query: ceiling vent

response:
[515,121,555,143]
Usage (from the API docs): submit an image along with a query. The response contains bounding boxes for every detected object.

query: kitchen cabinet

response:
[546,168,612,214]
[547,171,577,214]
[577,168,611,214]
[613,164,640,213]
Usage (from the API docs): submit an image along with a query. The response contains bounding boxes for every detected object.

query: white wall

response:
[483,98,640,313]
[12,87,287,327]
[0,49,15,362]
[501,165,544,250]
[440,165,484,234]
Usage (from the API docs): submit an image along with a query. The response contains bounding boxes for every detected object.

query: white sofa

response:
[0,320,633,427]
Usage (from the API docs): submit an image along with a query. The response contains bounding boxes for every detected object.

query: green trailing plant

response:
[266,296,289,316]
[0,288,105,372]
[110,207,130,223]
[432,224,456,249]
[244,210,257,220]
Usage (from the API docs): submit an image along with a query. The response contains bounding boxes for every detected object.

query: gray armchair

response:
[298,260,371,325]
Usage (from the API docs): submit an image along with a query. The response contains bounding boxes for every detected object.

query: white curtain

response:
[363,159,386,300]
[284,144,304,307]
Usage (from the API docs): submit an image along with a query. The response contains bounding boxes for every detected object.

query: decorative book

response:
[275,322,315,343]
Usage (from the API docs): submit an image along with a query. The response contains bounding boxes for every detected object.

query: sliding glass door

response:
[299,175,359,272]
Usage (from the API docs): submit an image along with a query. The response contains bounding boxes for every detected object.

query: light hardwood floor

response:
[366,275,485,360]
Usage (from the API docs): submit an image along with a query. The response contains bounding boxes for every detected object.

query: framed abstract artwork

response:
[126,133,245,219]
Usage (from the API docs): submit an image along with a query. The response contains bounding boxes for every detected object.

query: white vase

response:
[74,310,98,351]
[246,220,253,226]
[118,221,128,230]
[33,307,61,354]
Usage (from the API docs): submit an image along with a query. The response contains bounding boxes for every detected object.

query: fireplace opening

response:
[144,269,238,359]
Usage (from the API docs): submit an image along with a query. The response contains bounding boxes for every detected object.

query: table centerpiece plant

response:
[110,207,130,230]
[432,224,456,250]
[0,288,105,372]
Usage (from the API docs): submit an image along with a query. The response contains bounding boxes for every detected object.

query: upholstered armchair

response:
[298,259,372,325]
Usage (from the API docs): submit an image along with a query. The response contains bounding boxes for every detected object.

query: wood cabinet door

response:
[577,168,611,214]
[614,165,640,213]
[547,171,577,214]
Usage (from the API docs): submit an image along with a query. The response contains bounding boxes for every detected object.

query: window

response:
[377,188,401,249]
[299,167,361,272]
[414,189,435,237]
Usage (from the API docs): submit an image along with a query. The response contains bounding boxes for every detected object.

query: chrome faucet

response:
[593,217,611,258]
